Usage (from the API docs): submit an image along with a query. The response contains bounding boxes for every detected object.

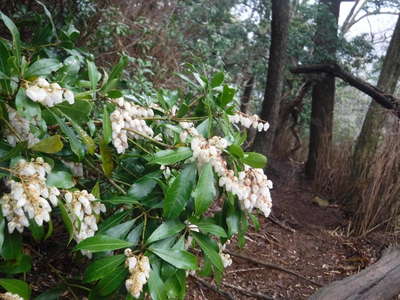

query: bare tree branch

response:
[290,63,400,117]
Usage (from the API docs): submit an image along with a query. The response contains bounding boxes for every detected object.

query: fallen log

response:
[309,247,400,300]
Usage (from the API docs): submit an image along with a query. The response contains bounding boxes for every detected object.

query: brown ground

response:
[188,160,394,300]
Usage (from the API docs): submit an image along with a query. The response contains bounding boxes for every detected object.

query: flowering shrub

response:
[0,11,272,300]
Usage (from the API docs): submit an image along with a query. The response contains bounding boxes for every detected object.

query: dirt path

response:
[188,160,389,300]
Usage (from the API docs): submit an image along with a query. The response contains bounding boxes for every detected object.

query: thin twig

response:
[226,251,322,287]
[269,214,296,233]
[222,282,274,300]
[227,267,265,274]
[190,275,235,300]
[124,127,175,149]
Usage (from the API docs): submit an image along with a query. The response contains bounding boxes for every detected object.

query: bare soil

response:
[188,160,394,300]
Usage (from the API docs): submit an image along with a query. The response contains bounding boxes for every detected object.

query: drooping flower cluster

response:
[64,190,106,252]
[0,158,59,234]
[124,249,151,298]
[219,241,232,268]
[190,131,272,217]
[5,106,39,147]
[110,98,155,153]
[0,292,24,300]
[228,112,269,132]
[25,77,74,107]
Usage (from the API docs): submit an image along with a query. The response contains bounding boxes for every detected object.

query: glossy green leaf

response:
[128,171,161,199]
[194,163,216,216]
[16,88,41,120]
[101,195,139,205]
[58,202,74,244]
[1,232,22,260]
[219,84,235,107]
[74,235,133,252]
[87,60,100,98]
[29,219,45,242]
[102,105,112,144]
[211,72,224,88]
[95,264,128,296]
[55,99,92,124]
[147,220,185,244]
[0,254,32,274]
[47,171,74,188]
[102,55,128,92]
[98,210,130,234]
[242,152,267,168]
[104,219,135,239]
[191,232,223,272]
[163,163,197,219]
[33,286,64,300]
[227,144,244,159]
[150,247,197,270]
[150,147,192,165]
[30,135,64,153]
[84,254,125,283]
[0,279,31,300]
[193,221,227,237]
[0,12,21,67]
[25,58,62,78]
[99,139,113,177]
[148,269,167,300]
[126,222,143,245]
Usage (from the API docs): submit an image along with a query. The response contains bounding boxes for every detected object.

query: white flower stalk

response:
[110,98,155,153]
[124,249,151,299]
[25,77,74,107]
[0,158,60,234]
[5,106,39,147]
[228,112,269,132]
[63,190,106,257]
[0,292,24,300]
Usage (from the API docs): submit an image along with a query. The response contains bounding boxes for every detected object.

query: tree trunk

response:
[252,0,290,157]
[240,75,255,113]
[348,15,400,231]
[305,0,340,178]
[310,247,400,300]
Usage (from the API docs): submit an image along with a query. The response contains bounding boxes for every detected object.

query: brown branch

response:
[226,250,322,287]
[290,63,400,118]
[190,275,236,300]
[222,282,274,300]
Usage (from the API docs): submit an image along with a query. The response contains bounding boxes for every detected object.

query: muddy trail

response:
[188,160,393,300]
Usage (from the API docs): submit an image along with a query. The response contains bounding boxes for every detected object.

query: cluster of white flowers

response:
[124,249,151,298]
[228,112,269,132]
[0,292,24,300]
[5,106,39,147]
[25,77,74,107]
[110,98,155,153]
[64,190,106,256]
[218,241,232,268]
[0,158,59,234]
[179,122,199,143]
[189,130,272,218]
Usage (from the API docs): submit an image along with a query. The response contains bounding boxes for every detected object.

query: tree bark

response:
[305,0,341,179]
[348,15,400,231]
[240,75,255,113]
[252,0,290,157]
[310,247,400,300]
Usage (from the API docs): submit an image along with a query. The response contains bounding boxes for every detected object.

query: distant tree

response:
[252,0,290,156]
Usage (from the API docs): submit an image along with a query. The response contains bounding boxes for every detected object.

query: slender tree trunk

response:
[240,75,255,113]
[348,15,400,221]
[305,0,340,178]
[252,0,290,157]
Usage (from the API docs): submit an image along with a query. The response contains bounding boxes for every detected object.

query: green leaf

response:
[1,232,22,260]
[242,152,267,168]
[0,216,4,251]
[150,148,192,165]
[50,110,85,160]
[0,12,21,68]
[0,142,26,163]
[25,58,62,78]
[219,85,235,107]
[84,254,125,283]
[104,219,135,239]
[30,135,64,153]
[163,164,197,219]
[0,40,12,95]
[55,99,92,124]
[58,202,74,244]
[102,105,112,144]
[101,195,139,205]
[150,247,197,270]
[194,163,216,216]
[87,60,100,98]
[91,182,101,199]
[33,286,64,300]
[95,264,128,296]
[29,219,45,242]
[193,221,227,238]
[147,220,185,244]
[128,171,161,199]
[211,72,224,88]
[102,55,128,92]
[36,0,58,40]
[227,144,244,159]
[99,139,113,177]
[47,171,74,188]
[191,232,223,272]
[0,254,31,274]
[126,222,143,245]
[148,269,167,300]
[16,88,41,120]
[98,210,130,234]
[74,235,133,252]
[0,279,31,300]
